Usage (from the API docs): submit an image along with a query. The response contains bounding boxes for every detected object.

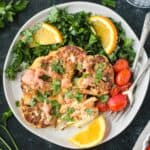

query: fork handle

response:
[132,12,150,71]
[130,58,150,91]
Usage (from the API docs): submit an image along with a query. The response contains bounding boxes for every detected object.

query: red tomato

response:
[116,69,131,86]
[107,94,128,112]
[146,145,150,150]
[96,101,109,112]
[113,59,129,72]
[110,86,121,97]
[119,82,132,92]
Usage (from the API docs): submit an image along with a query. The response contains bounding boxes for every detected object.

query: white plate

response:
[3,1,150,149]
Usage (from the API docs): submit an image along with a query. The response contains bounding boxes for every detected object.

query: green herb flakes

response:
[51,80,61,95]
[85,108,93,115]
[64,90,73,99]
[95,63,105,84]
[29,99,37,107]
[36,91,49,103]
[98,94,109,103]
[61,107,75,122]
[39,74,50,81]
[67,107,75,114]
[74,92,83,102]
[15,101,20,107]
[50,60,65,74]
[50,100,61,117]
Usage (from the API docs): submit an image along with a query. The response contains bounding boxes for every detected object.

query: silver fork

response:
[132,12,150,72]
[124,58,150,106]
[107,12,150,120]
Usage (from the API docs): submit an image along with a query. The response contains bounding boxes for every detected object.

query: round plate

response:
[3,1,150,149]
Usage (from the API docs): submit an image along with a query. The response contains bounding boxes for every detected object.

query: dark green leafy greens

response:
[0,0,29,28]
[0,109,19,150]
[108,22,135,65]
[5,8,135,80]
[100,0,116,8]
[47,8,104,55]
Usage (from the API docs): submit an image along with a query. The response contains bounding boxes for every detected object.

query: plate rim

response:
[2,1,150,149]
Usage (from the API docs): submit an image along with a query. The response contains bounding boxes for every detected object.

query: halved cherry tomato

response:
[96,101,109,112]
[116,69,131,86]
[146,145,150,150]
[107,94,128,112]
[113,58,129,72]
[110,85,121,97]
[119,82,132,92]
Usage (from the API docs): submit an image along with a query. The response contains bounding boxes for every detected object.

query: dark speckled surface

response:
[0,0,150,150]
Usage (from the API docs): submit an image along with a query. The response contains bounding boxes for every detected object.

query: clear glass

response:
[127,0,150,8]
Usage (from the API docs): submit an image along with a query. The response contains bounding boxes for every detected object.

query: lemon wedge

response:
[69,115,106,148]
[31,23,63,46]
[89,16,118,55]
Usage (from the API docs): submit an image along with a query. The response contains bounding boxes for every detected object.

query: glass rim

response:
[127,0,150,8]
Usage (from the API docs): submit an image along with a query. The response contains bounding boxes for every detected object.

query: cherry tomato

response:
[119,82,132,92]
[116,69,131,86]
[146,145,150,150]
[113,58,129,72]
[96,101,109,112]
[107,94,128,112]
[110,85,121,97]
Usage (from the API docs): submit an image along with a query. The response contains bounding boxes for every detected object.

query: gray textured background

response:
[0,0,150,150]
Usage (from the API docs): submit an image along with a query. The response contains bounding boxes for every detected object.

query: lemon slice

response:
[89,16,118,55]
[31,23,63,46]
[69,115,106,148]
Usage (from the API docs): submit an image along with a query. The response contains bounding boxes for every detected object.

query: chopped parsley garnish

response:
[15,101,20,107]
[67,107,75,114]
[61,107,75,122]
[64,90,73,99]
[0,0,29,29]
[77,63,83,70]
[41,63,48,68]
[64,90,83,102]
[98,94,109,103]
[85,108,93,115]
[82,73,90,78]
[73,77,80,85]
[95,63,105,84]
[100,0,116,8]
[74,92,83,102]
[50,60,65,74]
[29,99,37,107]
[51,80,61,95]
[50,100,61,117]
[36,91,49,103]
[39,74,50,81]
